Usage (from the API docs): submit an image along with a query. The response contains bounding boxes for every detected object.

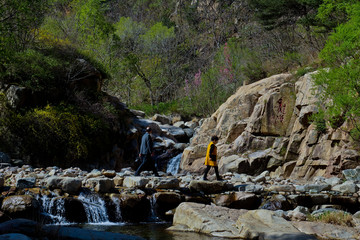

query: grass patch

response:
[308,211,354,227]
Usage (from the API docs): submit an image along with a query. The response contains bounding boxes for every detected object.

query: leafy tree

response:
[0,0,50,50]
[112,19,176,106]
[316,0,358,30]
[247,0,322,30]
[0,0,51,79]
[314,2,360,138]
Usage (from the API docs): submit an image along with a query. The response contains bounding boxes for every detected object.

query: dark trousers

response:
[135,154,159,176]
[203,165,221,180]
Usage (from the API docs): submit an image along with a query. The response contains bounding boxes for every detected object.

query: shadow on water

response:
[76,222,223,240]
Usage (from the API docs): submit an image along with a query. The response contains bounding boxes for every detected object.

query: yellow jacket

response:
[205,141,217,166]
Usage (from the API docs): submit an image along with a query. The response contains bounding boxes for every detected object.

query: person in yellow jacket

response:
[203,136,222,181]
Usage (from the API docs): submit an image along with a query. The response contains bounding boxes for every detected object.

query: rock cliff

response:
[181,72,360,180]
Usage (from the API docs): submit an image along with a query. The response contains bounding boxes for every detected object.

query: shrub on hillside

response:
[2,49,65,91]
[0,104,111,168]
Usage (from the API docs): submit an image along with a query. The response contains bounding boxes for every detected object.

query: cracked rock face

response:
[180,72,360,181]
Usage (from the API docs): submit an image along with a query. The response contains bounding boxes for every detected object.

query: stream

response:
[75,222,223,240]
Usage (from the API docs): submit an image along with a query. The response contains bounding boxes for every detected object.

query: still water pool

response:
[76,222,223,240]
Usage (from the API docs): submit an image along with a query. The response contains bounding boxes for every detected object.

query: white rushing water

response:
[78,192,110,223]
[111,196,123,222]
[166,153,182,176]
[39,194,68,224]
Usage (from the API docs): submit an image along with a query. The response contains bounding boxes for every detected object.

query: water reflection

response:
[77,222,223,240]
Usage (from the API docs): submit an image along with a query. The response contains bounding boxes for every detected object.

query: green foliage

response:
[247,0,322,30]
[178,39,268,116]
[295,66,315,77]
[242,60,267,83]
[283,51,303,69]
[313,2,360,139]
[316,0,357,29]
[140,22,175,54]
[2,49,64,92]
[310,109,327,133]
[227,39,266,84]
[114,17,146,51]
[112,19,177,106]
[132,101,179,117]
[0,0,50,50]
[318,4,360,66]
[71,0,112,39]
[308,211,354,227]
[1,104,109,167]
[0,0,51,74]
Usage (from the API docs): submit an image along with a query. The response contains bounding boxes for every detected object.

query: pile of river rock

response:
[0,163,359,239]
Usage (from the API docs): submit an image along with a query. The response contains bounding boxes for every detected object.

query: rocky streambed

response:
[0,165,359,239]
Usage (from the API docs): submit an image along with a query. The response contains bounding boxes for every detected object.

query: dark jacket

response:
[139,132,153,155]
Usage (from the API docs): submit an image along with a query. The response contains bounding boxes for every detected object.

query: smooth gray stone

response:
[16,178,36,189]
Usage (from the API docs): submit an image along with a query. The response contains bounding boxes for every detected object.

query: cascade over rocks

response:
[180,72,360,180]
[0,164,359,239]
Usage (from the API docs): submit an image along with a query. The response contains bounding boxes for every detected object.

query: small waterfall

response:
[148,195,160,222]
[78,192,110,223]
[166,153,182,176]
[110,196,123,222]
[39,194,68,224]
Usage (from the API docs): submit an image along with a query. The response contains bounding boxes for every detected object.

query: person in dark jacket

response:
[203,135,222,181]
[135,127,159,176]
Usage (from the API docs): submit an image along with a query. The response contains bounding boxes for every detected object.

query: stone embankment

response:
[0,164,359,239]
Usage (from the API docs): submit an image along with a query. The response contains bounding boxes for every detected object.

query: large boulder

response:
[212,192,259,209]
[152,192,182,219]
[189,180,233,194]
[218,155,250,174]
[115,193,150,222]
[16,178,36,189]
[152,114,171,125]
[160,125,188,143]
[343,168,360,182]
[245,83,296,136]
[235,209,316,239]
[5,85,31,109]
[123,176,150,188]
[212,74,293,140]
[293,221,360,240]
[84,177,114,193]
[147,178,180,189]
[68,59,104,92]
[168,202,248,238]
[1,195,40,220]
[180,145,207,173]
[45,177,82,194]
